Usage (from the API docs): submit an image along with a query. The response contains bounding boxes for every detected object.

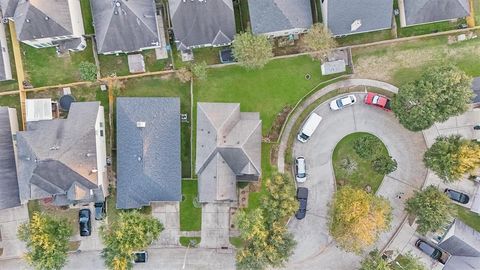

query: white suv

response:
[295,157,307,183]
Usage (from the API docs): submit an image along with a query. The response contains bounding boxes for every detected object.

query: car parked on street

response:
[329,95,357,110]
[364,92,392,111]
[445,189,470,204]
[295,187,308,220]
[415,239,446,263]
[295,156,307,183]
[79,209,91,236]
[133,251,148,263]
[95,201,106,220]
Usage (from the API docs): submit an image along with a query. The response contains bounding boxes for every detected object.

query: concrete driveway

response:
[200,203,230,249]
[0,205,28,259]
[151,202,180,247]
[285,93,427,269]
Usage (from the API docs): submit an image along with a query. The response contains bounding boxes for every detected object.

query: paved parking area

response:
[0,205,28,259]
[151,202,180,247]
[200,203,230,248]
[76,204,104,252]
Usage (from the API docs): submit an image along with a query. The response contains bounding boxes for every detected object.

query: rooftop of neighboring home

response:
[0,107,20,210]
[440,219,480,270]
[0,13,12,81]
[196,103,262,203]
[116,97,182,209]
[0,0,18,18]
[168,0,236,51]
[400,0,470,26]
[91,0,162,54]
[247,0,313,35]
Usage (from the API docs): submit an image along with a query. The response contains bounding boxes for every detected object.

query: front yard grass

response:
[27,200,79,235]
[454,204,480,232]
[180,180,201,231]
[179,237,201,247]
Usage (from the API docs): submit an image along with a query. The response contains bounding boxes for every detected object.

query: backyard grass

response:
[27,200,80,235]
[454,204,480,232]
[98,54,130,77]
[332,132,389,192]
[397,20,461,38]
[80,0,94,35]
[336,29,393,46]
[179,237,201,247]
[0,94,20,124]
[192,47,222,65]
[475,0,480,25]
[180,180,202,231]
[143,49,169,72]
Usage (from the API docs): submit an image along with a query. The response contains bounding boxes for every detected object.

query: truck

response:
[297,113,322,143]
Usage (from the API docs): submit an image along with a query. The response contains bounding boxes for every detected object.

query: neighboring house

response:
[16,102,107,206]
[247,0,313,38]
[116,98,181,209]
[0,0,18,19]
[25,99,53,122]
[398,0,470,27]
[320,0,393,36]
[0,107,21,210]
[0,8,12,81]
[169,0,236,51]
[90,0,164,55]
[10,0,86,51]
[195,103,261,203]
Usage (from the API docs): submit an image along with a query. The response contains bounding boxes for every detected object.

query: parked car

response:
[329,95,357,110]
[297,112,323,143]
[415,239,444,262]
[295,157,307,183]
[79,209,91,236]
[133,251,148,263]
[295,187,308,220]
[445,189,470,204]
[364,92,392,111]
[94,201,106,220]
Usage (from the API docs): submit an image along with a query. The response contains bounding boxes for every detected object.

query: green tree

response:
[101,211,163,270]
[393,253,427,270]
[190,61,208,80]
[354,135,383,159]
[360,250,390,270]
[392,65,472,131]
[18,212,73,270]
[372,155,398,175]
[360,250,426,270]
[261,173,299,224]
[330,186,392,253]
[232,32,273,70]
[79,61,97,81]
[405,186,456,235]
[303,23,337,60]
[424,135,480,182]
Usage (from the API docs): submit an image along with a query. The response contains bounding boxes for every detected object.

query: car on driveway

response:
[295,187,308,220]
[415,239,446,263]
[330,95,357,110]
[133,251,148,263]
[95,201,106,220]
[445,189,470,204]
[79,209,91,236]
[364,92,391,111]
[295,157,307,183]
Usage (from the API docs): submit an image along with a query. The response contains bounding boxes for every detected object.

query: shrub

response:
[79,61,97,81]
[372,155,398,175]
[354,136,383,159]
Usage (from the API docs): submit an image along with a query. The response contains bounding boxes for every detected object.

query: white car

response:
[295,157,307,183]
[329,95,357,110]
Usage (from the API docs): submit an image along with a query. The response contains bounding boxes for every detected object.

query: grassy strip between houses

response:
[230,237,245,249]
[179,237,201,247]
[180,180,202,231]
[80,0,94,35]
[454,204,480,232]
[245,143,274,212]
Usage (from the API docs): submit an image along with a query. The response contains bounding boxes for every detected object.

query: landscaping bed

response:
[27,200,79,235]
[179,237,201,247]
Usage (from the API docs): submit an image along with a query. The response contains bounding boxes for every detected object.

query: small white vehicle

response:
[329,95,357,110]
[295,157,307,183]
[297,113,322,143]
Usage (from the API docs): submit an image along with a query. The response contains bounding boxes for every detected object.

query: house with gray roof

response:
[398,0,470,27]
[0,107,21,210]
[247,0,313,38]
[0,10,12,81]
[16,102,107,206]
[320,0,393,36]
[196,103,261,203]
[169,0,236,51]
[10,0,86,51]
[91,0,164,54]
[0,0,18,19]
[116,98,181,209]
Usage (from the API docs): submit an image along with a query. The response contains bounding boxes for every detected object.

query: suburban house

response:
[0,9,12,81]
[16,102,107,206]
[320,0,393,36]
[168,0,236,51]
[0,107,21,210]
[9,0,86,51]
[196,103,261,203]
[247,0,313,38]
[398,0,470,27]
[0,0,18,19]
[91,0,165,55]
[116,98,181,209]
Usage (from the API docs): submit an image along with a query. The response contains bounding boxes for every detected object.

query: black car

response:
[415,239,443,262]
[79,209,91,236]
[445,189,470,204]
[94,202,106,220]
[295,187,308,220]
[133,251,148,263]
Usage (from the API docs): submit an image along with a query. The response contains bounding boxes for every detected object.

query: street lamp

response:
[182,239,197,269]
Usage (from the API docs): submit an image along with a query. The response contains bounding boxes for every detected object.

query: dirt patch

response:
[273,35,310,56]
[266,105,292,142]
[270,144,279,168]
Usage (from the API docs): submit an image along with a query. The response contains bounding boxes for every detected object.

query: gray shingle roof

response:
[0,0,19,18]
[440,219,480,270]
[116,98,181,209]
[169,0,235,51]
[403,0,470,26]
[91,0,161,54]
[248,0,312,35]
[13,0,73,41]
[16,102,103,205]
[0,107,20,210]
[196,103,261,203]
[0,22,12,81]
[324,0,393,36]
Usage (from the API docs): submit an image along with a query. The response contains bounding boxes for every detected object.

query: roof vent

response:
[45,16,49,21]
[137,121,146,128]
[115,1,121,7]
[351,19,362,32]
[26,19,30,23]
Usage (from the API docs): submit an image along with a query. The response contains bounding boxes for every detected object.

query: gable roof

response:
[440,219,480,270]
[248,0,312,35]
[116,98,181,209]
[0,107,20,210]
[169,0,235,51]
[91,0,161,54]
[403,0,470,26]
[196,103,261,203]
[0,0,19,18]
[325,0,393,36]
[13,0,73,41]
[16,102,102,205]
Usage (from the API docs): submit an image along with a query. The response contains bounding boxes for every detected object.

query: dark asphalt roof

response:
[0,0,19,18]
[403,0,470,26]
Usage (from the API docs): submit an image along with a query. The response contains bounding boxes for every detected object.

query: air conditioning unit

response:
[137,121,146,128]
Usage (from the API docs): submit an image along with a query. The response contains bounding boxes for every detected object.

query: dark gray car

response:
[295,187,308,220]
[444,189,469,204]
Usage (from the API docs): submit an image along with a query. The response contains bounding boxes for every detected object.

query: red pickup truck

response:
[364,92,392,111]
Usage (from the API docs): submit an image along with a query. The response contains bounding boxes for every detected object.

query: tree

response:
[372,155,398,175]
[405,186,456,235]
[360,250,426,270]
[303,23,336,60]
[329,186,392,253]
[424,135,480,182]
[354,135,383,159]
[232,32,273,70]
[79,61,97,81]
[190,61,208,81]
[101,211,163,270]
[176,67,192,83]
[261,173,299,224]
[394,252,427,270]
[392,65,472,131]
[18,212,72,270]
[360,250,390,270]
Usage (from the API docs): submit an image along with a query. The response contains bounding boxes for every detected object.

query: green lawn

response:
[245,143,274,212]
[27,200,80,235]
[179,237,201,247]
[475,0,480,25]
[336,29,393,46]
[454,204,480,232]
[332,132,389,192]
[180,180,202,231]
[143,49,169,72]
[99,54,130,77]
[0,94,21,126]
[192,47,222,65]
[80,0,94,35]
[230,237,245,248]
[397,20,462,38]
